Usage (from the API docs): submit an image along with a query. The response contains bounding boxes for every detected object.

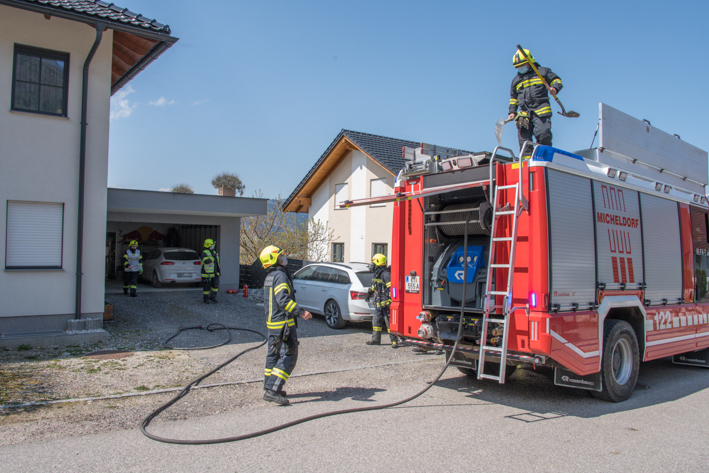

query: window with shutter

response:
[6,201,64,269]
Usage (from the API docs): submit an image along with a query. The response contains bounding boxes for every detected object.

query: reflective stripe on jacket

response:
[264,266,303,330]
[509,64,562,118]
[201,249,220,277]
[370,266,391,308]
[123,250,142,272]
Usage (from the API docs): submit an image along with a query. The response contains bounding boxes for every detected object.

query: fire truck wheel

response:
[592,319,639,403]
[324,300,346,329]
[456,363,517,379]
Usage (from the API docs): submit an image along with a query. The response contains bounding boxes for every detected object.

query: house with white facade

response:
[283,130,469,265]
[0,0,179,346]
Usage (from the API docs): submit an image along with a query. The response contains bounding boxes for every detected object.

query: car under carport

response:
[107,188,267,291]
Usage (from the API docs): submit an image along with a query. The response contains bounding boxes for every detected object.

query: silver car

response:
[292,262,376,329]
[141,247,203,287]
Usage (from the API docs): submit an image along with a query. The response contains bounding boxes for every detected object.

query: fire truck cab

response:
[340,103,709,402]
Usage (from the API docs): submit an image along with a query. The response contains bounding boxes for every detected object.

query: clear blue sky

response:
[108,0,708,200]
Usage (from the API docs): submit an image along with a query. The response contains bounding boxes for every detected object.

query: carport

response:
[107,188,268,291]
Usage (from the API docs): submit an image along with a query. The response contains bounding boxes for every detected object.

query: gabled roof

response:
[1,0,178,94]
[283,129,471,213]
[282,130,420,213]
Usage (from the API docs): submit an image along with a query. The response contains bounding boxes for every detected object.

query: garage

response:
[106,188,268,291]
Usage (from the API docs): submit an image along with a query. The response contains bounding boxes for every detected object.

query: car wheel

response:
[324,299,346,329]
[592,319,639,402]
[152,271,161,288]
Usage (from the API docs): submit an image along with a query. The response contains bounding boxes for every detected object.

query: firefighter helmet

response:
[204,239,214,248]
[260,245,285,269]
[513,48,535,68]
[129,240,138,247]
[372,253,387,266]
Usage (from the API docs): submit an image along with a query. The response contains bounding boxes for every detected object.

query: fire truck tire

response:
[592,319,639,402]
[324,300,346,329]
[457,363,517,379]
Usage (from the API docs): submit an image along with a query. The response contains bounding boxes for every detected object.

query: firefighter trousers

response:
[123,271,139,295]
[517,114,552,149]
[264,326,299,393]
[371,306,396,344]
[202,275,219,300]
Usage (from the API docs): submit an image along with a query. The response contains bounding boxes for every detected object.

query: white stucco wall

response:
[0,6,113,321]
[305,150,394,264]
[310,174,331,260]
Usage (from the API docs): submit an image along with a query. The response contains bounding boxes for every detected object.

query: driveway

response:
[1,291,709,472]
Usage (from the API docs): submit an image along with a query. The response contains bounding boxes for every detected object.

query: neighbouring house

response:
[283,130,468,264]
[0,0,177,347]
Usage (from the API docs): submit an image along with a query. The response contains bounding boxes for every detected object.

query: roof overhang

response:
[0,0,179,95]
[283,135,396,214]
[107,188,268,219]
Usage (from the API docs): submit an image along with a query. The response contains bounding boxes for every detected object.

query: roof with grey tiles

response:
[283,129,472,211]
[5,0,171,34]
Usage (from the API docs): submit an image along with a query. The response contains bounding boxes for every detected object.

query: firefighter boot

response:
[263,389,290,406]
[123,288,128,296]
[203,295,210,304]
[210,293,218,303]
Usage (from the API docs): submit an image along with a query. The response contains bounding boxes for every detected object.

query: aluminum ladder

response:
[478,178,523,383]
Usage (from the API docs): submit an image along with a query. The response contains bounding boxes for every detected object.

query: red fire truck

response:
[340,104,709,401]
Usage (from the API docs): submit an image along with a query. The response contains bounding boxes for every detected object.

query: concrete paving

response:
[2,354,708,472]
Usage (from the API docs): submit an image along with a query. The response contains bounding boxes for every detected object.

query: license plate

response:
[405,275,419,293]
[178,273,191,277]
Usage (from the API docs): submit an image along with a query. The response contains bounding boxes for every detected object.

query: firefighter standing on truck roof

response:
[366,254,400,348]
[260,245,312,406]
[508,48,563,150]
[201,239,220,304]
[122,240,143,297]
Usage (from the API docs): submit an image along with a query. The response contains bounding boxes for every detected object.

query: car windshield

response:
[355,271,374,287]
[163,251,199,261]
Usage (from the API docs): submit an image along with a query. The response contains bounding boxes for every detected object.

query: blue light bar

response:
[532,146,584,163]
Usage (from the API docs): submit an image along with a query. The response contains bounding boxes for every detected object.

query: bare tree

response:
[240,193,338,264]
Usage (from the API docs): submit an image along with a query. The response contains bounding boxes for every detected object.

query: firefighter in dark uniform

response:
[260,245,312,405]
[366,254,400,348]
[508,48,563,150]
[201,239,220,304]
[122,240,143,297]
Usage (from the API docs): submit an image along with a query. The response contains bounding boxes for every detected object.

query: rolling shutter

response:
[640,194,682,304]
[6,201,64,269]
[547,170,596,311]
[593,182,644,290]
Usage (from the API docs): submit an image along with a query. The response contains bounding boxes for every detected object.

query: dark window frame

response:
[372,243,388,260]
[332,242,344,262]
[11,44,70,117]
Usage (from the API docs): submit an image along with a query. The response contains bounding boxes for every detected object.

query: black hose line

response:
[141,213,475,445]
[164,323,234,350]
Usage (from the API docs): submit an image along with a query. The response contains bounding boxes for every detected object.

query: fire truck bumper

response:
[401,338,545,366]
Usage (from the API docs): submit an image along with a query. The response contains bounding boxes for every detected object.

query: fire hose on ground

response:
[140,213,477,445]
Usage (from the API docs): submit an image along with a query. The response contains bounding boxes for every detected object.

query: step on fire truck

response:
[340,103,709,402]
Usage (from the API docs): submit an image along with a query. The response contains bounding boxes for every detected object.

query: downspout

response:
[75,22,107,320]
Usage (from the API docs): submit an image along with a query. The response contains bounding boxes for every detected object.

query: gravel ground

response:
[0,288,444,446]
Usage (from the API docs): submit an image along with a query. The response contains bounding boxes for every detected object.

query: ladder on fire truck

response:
[477,147,527,383]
